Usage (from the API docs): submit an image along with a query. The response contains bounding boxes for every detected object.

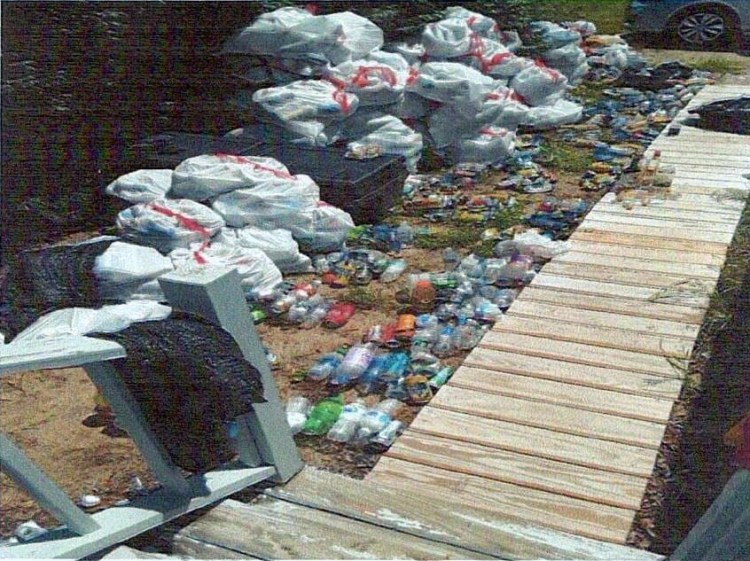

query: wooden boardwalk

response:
[367,83,750,546]
[171,84,749,559]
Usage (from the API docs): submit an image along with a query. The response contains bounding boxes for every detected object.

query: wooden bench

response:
[0,268,302,559]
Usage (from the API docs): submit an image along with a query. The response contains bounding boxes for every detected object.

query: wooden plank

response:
[267,467,664,561]
[644,154,750,166]
[570,229,729,255]
[590,205,741,225]
[554,251,721,280]
[518,286,706,324]
[569,239,726,266]
[582,212,738,233]
[480,330,685,379]
[172,535,253,559]
[178,497,488,560]
[529,274,711,309]
[430,385,667,449]
[669,179,750,193]
[646,147,750,160]
[578,219,735,244]
[369,457,636,544]
[0,465,276,560]
[492,315,693,358]
[386,432,648,510]
[101,545,188,559]
[0,336,126,376]
[464,346,683,400]
[449,365,675,423]
[408,407,658,478]
[507,299,700,339]
[541,261,718,291]
[669,171,750,186]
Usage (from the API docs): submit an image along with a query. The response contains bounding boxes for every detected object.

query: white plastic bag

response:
[543,42,586,70]
[171,154,299,201]
[391,42,426,65]
[422,17,472,58]
[523,99,583,130]
[253,80,359,123]
[93,241,173,283]
[170,242,282,298]
[513,230,571,259]
[13,302,172,342]
[105,169,173,204]
[563,20,597,38]
[116,199,225,253]
[406,62,495,108]
[325,58,406,107]
[444,6,502,40]
[346,113,423,172]
[454,127,515,165]
[211,174,320,229]
[216,227,312,273]
[221,7,314,56]
[293,203,354,253]
[528,21,581,49]
[510,63,568,106]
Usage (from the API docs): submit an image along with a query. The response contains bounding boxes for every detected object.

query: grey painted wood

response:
[671,469,750,561]
[0,434,99,536]
[0,337,125,376]
[159,269,302,482]
[0,464,274,559]
[265,467,664,561]
[83,362,192,498]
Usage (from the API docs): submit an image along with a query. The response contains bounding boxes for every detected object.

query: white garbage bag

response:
[464,49,533,79]
[13,301,172,342]
[325,58,406,107]
[444,6,502,40]
[528,21,581,49]
[393,91,431,119]
[170,242,282,298]
[171,154,299,201]
[221,7,314,56]
[481,86,530,128]
[294,203,355,253]
[216,227,312,273]
[211,174,320,229]
[406,62,495,108]
[510,63,568,106]
[105,169,173,204]
[422,17,473,58]
[391,42,426,65]
[253,80,359,123]
[116,199,225,253]
[543,42,586,70]
[93,241,174,300]
[454,126,515,165]
[563,20,597,38]
[523,99,583,130]
[514,230,571,259]
[496,29,523,52]
[346,113,423,172]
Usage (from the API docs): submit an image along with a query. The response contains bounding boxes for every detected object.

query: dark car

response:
[625,0,750,51]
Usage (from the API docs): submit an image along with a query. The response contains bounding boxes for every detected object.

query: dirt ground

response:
[2,3,750,555]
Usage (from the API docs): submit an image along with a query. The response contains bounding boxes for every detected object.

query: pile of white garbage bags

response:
[225,6,590,168]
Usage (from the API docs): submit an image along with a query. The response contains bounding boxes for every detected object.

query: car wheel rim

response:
[678,13,726,44]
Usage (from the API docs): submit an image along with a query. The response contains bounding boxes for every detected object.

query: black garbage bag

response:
[688,96,750,135]
[615,61,694,91]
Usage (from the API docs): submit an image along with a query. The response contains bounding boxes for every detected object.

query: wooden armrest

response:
[0,336,126,376]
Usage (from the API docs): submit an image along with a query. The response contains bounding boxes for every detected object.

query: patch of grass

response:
[533,0,627,34]
[571,80,610,105]
[538,140,594,174]
[690,57,745,75]
[474,239,497,258]
[415,224,482,250]
[343,285,390,310]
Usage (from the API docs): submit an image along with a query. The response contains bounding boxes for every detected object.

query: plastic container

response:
[301,395,344,435]
[285,396,311,434]
[369,420,404,450]
[442,247,461,271]
[358,353,390,394]
[380,259,407,283]
[330,343,376,385]
[411,280,437,314]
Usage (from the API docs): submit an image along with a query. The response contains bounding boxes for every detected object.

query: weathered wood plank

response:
[529,274,711,309]
[430,385,667,449]
[669,171,749,186]
[172,535,254,559]
[463,346,683,400]
[669,180,750,194]
[369,457,636,544]
[178,497,487,560]
[386,432,648,510]
[407,407,659,478]
[583,211,738,232]
[268,467,664,561]
[507,299,700,339]
[599,191,745,212]
[578,219,735,244]
[492,314,693,357]
[541,261,717,291]
[554,251,721,280]
[647,143,750,157]
[570,229,729,255]
[101,545,189,559]
[518,286,706,324]
[590,204,741,225]
[569,238,726,266]
[0,337,126,376]
[449,365,676,423]
[480,330,685,378]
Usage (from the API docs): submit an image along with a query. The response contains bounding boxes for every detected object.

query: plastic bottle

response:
[300,303,331,329]
[326,418,360,443]
[404,374,433,404]
[382,352,410,382]
[381,259,408,283]
[428,366,453,389]
[411,280,437,314]
[330,343,376,385]
[306,352,343,382]
[301,395,344,435]
[285,396,311,434]
[357,353,390,394]
[368,420,404,451]
[395,221,415,246]
[360,399,402,435]
[442,247,461,271]
[432,326,456,358]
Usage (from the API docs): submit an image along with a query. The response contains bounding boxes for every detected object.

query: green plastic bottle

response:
[301,394,344,436]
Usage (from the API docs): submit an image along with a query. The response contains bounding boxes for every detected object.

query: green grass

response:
[690,57,746,75]
[538,139,594,174]
[571,80,611,105]
[534,0,628,34]
[415,224,483,250]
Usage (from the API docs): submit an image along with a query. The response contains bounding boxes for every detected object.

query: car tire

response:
[671,6,738,50]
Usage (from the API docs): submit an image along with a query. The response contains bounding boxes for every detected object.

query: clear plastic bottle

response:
[326,418,359,443]
[380,259,407,283]
[360,399,402,435]
[285,396,311,434]
[369,420,403,450]
[432,326,456,358]
[429,366,454,389]
[381,352,410,383]
[357,353,390,394]
[442,247,461,271]
[330,343,376,385]
[395,221,415,246]
[306,352,343,382]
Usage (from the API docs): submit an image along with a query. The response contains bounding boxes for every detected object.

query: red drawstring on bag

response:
[214,153,296,180]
